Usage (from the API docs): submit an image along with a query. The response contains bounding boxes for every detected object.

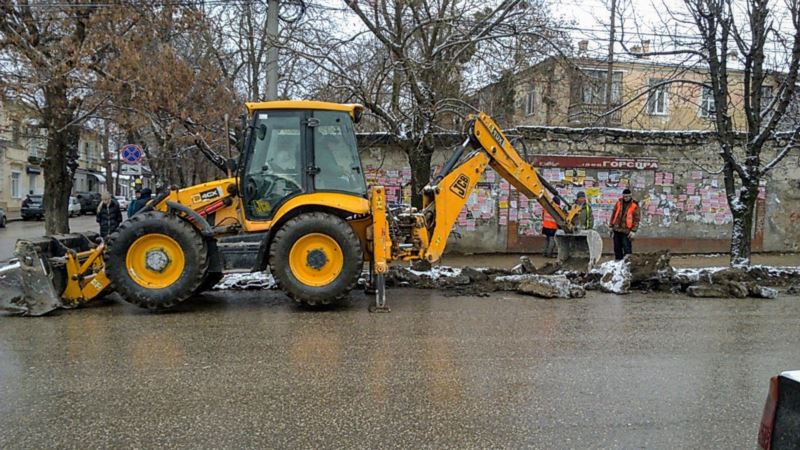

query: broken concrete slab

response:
[685,279,778,299]
[749,284,778,299]
[461,267,489,282]
[494,274,583,299]
[629,251,673,283]
[519,256,537,274]
[594,259,632,294]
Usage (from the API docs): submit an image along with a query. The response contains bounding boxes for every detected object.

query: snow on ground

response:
[214,271,276,290]
[671,267,726,283]
[408,266,463,279]
[592,259,631,294]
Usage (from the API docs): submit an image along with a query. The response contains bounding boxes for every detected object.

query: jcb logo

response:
[449,174,470,199]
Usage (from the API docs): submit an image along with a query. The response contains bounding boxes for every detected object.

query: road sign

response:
[120,164,142,176]
[120,144,143,164]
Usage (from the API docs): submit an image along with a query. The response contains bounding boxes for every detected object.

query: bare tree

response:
[94,5,240,188]
[293,0,568,207]
[675,0,800,265]
[0,2,122,234]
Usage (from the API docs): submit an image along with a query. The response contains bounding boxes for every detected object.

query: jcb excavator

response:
[0,100,602,316]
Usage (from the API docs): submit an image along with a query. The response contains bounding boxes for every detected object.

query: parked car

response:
[115,196,129,210]
[21,195,44,220]
[75,192,101,215]
[68,197,82,217]
[758,370,800,449]
[0,207,6,227]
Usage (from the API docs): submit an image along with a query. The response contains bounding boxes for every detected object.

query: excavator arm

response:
[369,112,603,311]
[422,112,585,261]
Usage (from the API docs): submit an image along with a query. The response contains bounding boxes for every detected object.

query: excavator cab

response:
[241,107,367,219]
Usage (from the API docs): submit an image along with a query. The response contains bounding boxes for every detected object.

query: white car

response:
[68,197,82,217]
[115,196,129,210]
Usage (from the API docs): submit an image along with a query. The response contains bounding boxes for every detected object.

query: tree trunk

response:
[729,182,759,266]
[406,144,433,209]
[103,122,112,194]
[42,83,76,235]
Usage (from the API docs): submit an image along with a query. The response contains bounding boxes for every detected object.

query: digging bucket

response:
[556,229,603,272]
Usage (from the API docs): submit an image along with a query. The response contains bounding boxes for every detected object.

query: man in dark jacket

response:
[609,188,641,260]
[96,192,123,238]
[129,188,152,217]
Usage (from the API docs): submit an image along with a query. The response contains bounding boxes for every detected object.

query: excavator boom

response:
[369,112,603,308]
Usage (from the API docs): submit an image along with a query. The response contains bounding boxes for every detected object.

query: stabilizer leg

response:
[368,272,390,313]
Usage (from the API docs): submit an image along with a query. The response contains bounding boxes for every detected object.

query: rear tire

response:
[269,212,362,306]
[105,211,208,310]
[0,216,6,227]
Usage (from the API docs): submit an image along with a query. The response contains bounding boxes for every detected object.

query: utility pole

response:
[265,0,280,100]
[605,0,617,126]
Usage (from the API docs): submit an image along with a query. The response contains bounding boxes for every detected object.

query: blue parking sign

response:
[121,144,143,164]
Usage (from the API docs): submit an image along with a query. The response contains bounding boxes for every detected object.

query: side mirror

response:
[257,123,267,141]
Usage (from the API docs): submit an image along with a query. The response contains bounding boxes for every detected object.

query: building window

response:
[28,174,36,194]
[525,87,535,116]
[84,142,90,162]
[700,86,716,118]
[11,172,21,199]
[646,79,668,115]
[580,70,622,105]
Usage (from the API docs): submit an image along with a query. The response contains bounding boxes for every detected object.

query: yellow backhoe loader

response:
[0,101,601,316]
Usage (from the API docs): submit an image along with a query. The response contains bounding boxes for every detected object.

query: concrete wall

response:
[359,127,800,254]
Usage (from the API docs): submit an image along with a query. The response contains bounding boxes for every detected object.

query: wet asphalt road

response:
[1,288,798,449]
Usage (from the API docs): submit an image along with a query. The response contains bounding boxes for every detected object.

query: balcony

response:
[567,103,622,127]
[28,155,42,165]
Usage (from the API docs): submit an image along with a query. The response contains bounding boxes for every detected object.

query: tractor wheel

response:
[269,212,362,306]
[105,211,208,310]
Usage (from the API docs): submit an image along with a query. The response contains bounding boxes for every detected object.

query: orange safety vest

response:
[611,200,638,230]
[542,209,558,230]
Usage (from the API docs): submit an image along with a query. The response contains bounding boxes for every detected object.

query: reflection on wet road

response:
[0,289,797,448]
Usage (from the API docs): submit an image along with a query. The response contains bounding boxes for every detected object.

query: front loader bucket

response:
[0,233,101,317]
[556,230,603,273]
[0,240,63,316]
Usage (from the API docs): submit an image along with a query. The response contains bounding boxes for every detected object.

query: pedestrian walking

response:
[129,188,152,217]
[571,191,594,230]
[96,192,123,238]
[541,197,561,258]
[609,188,641,260]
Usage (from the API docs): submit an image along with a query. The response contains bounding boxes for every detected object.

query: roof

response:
[245,100,364,119]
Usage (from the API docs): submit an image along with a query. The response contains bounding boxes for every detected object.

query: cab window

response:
[244,112,304,219]
[313,111,366,195]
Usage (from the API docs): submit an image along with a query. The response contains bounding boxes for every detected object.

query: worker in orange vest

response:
[609,188,641,260]
[542,197,561,258]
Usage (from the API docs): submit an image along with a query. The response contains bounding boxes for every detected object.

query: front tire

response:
[106,211,208,310]
[269,212,362,306]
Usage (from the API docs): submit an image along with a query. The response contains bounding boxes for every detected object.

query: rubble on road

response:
[384,251,795,300]
[210,253,797,301]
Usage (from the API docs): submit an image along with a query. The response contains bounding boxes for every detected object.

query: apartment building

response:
[474,50,780,131]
